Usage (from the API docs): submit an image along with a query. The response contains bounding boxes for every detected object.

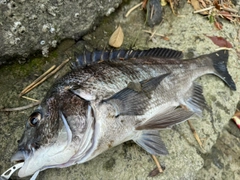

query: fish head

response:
[11,92,93,178]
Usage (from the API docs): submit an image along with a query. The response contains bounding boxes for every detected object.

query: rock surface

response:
[0,0,122,65]
[0,0,239,180]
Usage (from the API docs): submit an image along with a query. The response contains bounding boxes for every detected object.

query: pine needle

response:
[19,58,70,97]
[0,101,40,112]
[125,2,143,18]
[152,155,163,173]
[187,120,203,149]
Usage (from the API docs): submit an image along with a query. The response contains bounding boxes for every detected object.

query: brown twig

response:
[229,14,240,18]
[19,58,70,96]
[152,155,163,173]
[193,6,214,13]
[187,120,203,149]
[142,0,148,9]
[21,96,39,102]
[19,65,56,96]
[221,6,238,13]
[215,47,233,51]
[0,101,40,112]
[125,2,143,18]
[143,30,165,37]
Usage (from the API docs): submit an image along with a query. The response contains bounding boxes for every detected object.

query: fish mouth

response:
[11,151,26,163]
[10,134,78,178]
[11,145,77,177]
[10,150,33,177]
[9,110,76,178]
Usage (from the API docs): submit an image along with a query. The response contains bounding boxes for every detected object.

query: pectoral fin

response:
[102,73,170,116]
[136,107,194,130]
[134,130,168,155]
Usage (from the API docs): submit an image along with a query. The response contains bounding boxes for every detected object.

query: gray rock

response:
[0,0,122,65]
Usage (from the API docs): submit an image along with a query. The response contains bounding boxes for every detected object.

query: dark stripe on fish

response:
[73,48,183,68]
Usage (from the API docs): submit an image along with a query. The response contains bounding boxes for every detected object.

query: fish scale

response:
[65,60,171,99]
[64,58,204,102]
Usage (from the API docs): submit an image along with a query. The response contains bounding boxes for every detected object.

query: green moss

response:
[1,56,47,78]
[0,40,73,79]
[103,157,116,171]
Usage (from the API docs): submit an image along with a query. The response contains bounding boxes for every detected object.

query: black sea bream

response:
[10,48,236,179]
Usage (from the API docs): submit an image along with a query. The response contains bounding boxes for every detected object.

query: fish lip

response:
[10,151,29,177]
[11,150,27,163]
[10,150,39,178]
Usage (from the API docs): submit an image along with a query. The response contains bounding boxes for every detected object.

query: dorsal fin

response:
[73,48,183,68]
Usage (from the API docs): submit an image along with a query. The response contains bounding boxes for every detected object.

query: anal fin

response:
[136,107,194,130]
[134,130,168,155]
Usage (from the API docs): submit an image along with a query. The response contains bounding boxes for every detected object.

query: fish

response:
[10,48,236,179]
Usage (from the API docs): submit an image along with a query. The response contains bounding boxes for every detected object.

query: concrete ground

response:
[0,0,239,179]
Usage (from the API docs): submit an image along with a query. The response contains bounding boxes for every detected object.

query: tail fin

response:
[209,50,236,91]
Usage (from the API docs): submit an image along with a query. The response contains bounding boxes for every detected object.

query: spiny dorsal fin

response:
[73,48,183,68]
[134,130,168,155]
[102,73,170,116]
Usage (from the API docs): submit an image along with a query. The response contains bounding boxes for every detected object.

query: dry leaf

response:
[219,11,233,21]
[146,0,163,27]
[190,0,201,11]
[190,0,208,15]
[198,0,206,8]
[162,36,170,41]
[166,0,180,14]
[148,165,165,177]
[161,0,168,6]
[213,0,221,10]
[206,35,233,48]
[214,20,223,30]
[109,25,124,48]
[142,0,148,9]
[148,167,160,177]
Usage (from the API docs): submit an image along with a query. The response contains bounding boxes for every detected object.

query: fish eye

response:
[28,112,41,127]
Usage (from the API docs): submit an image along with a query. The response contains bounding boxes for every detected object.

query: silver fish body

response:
[11,48,236,179]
